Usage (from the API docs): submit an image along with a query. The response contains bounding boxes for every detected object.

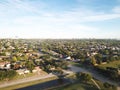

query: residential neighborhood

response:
[0,39,120,90]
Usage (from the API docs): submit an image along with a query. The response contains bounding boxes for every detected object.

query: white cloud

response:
[13,11,120,26]
[0,0,120,39]
[113,6,120,13]
[1,0,120,23]
[0,16,99,39]
[0,0,46,16]
[82,14,120,22]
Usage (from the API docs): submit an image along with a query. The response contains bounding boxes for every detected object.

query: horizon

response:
[0,38,119,40]
[0,0,120,39]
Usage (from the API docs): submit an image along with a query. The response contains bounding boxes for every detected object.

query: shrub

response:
[0,70,17,81]
[76,72,92,82]
[103,82,117,90]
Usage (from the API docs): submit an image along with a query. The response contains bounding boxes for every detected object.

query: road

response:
[0,73,56,88]
[68,65,120,90]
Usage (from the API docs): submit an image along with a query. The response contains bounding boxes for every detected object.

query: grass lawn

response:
[98,60,120,68]
[69,62,84,67]
[53,81,98,90]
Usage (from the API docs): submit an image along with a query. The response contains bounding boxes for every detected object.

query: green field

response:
[69,62,85,67]
[98,60,120,68]
[53,82,98,90]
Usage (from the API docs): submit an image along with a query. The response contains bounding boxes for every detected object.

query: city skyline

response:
[0,0,120,39]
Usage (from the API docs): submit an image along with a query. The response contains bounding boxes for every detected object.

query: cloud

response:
[112,6,120,13]
[82,14,120,22]
[13,11,120,26]
[0,0,120,39]
[0,0,46,16]
[0,24,98,39]
[1,0,120,23]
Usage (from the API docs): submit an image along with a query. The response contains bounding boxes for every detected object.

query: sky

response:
[0,0,120,39]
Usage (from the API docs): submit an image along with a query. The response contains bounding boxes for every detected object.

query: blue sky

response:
[0,0,120,39]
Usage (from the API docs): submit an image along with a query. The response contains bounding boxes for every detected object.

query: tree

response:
[17,56,22,61]
[104,82,117,90]
[25,61,35,72]
[40,55,50,60]
[12,56,18,62]
[76,72,92,82]
[95,54,102,64]
[110,56,116,61]
[0,70,17,81]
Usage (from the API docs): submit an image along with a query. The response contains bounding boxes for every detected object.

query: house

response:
[118,69,120,75]
[0,62,6,69]
[32,66,42,74]
[50,67,55,70]
[87,52,90,57]
[16,69,30,75]
[34,66,42,71]
[73,59,81,62]
[65,56,71,60]
[32,69,37,73]
[24,70,30,74]
[0,56,10,60]
[101,62,107,65]
[5,52,11,56]
[4,63,11,69]
[16,69,25,75]
[91,52,98,56]
[0,61,11,69]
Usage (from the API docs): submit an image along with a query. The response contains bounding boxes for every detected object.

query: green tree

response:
[95,54,102,64]
[25,61,35,73]
[76,72,92,82]
[12,56,18,62]
[0,70,17,81]
[104,82,117,90]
